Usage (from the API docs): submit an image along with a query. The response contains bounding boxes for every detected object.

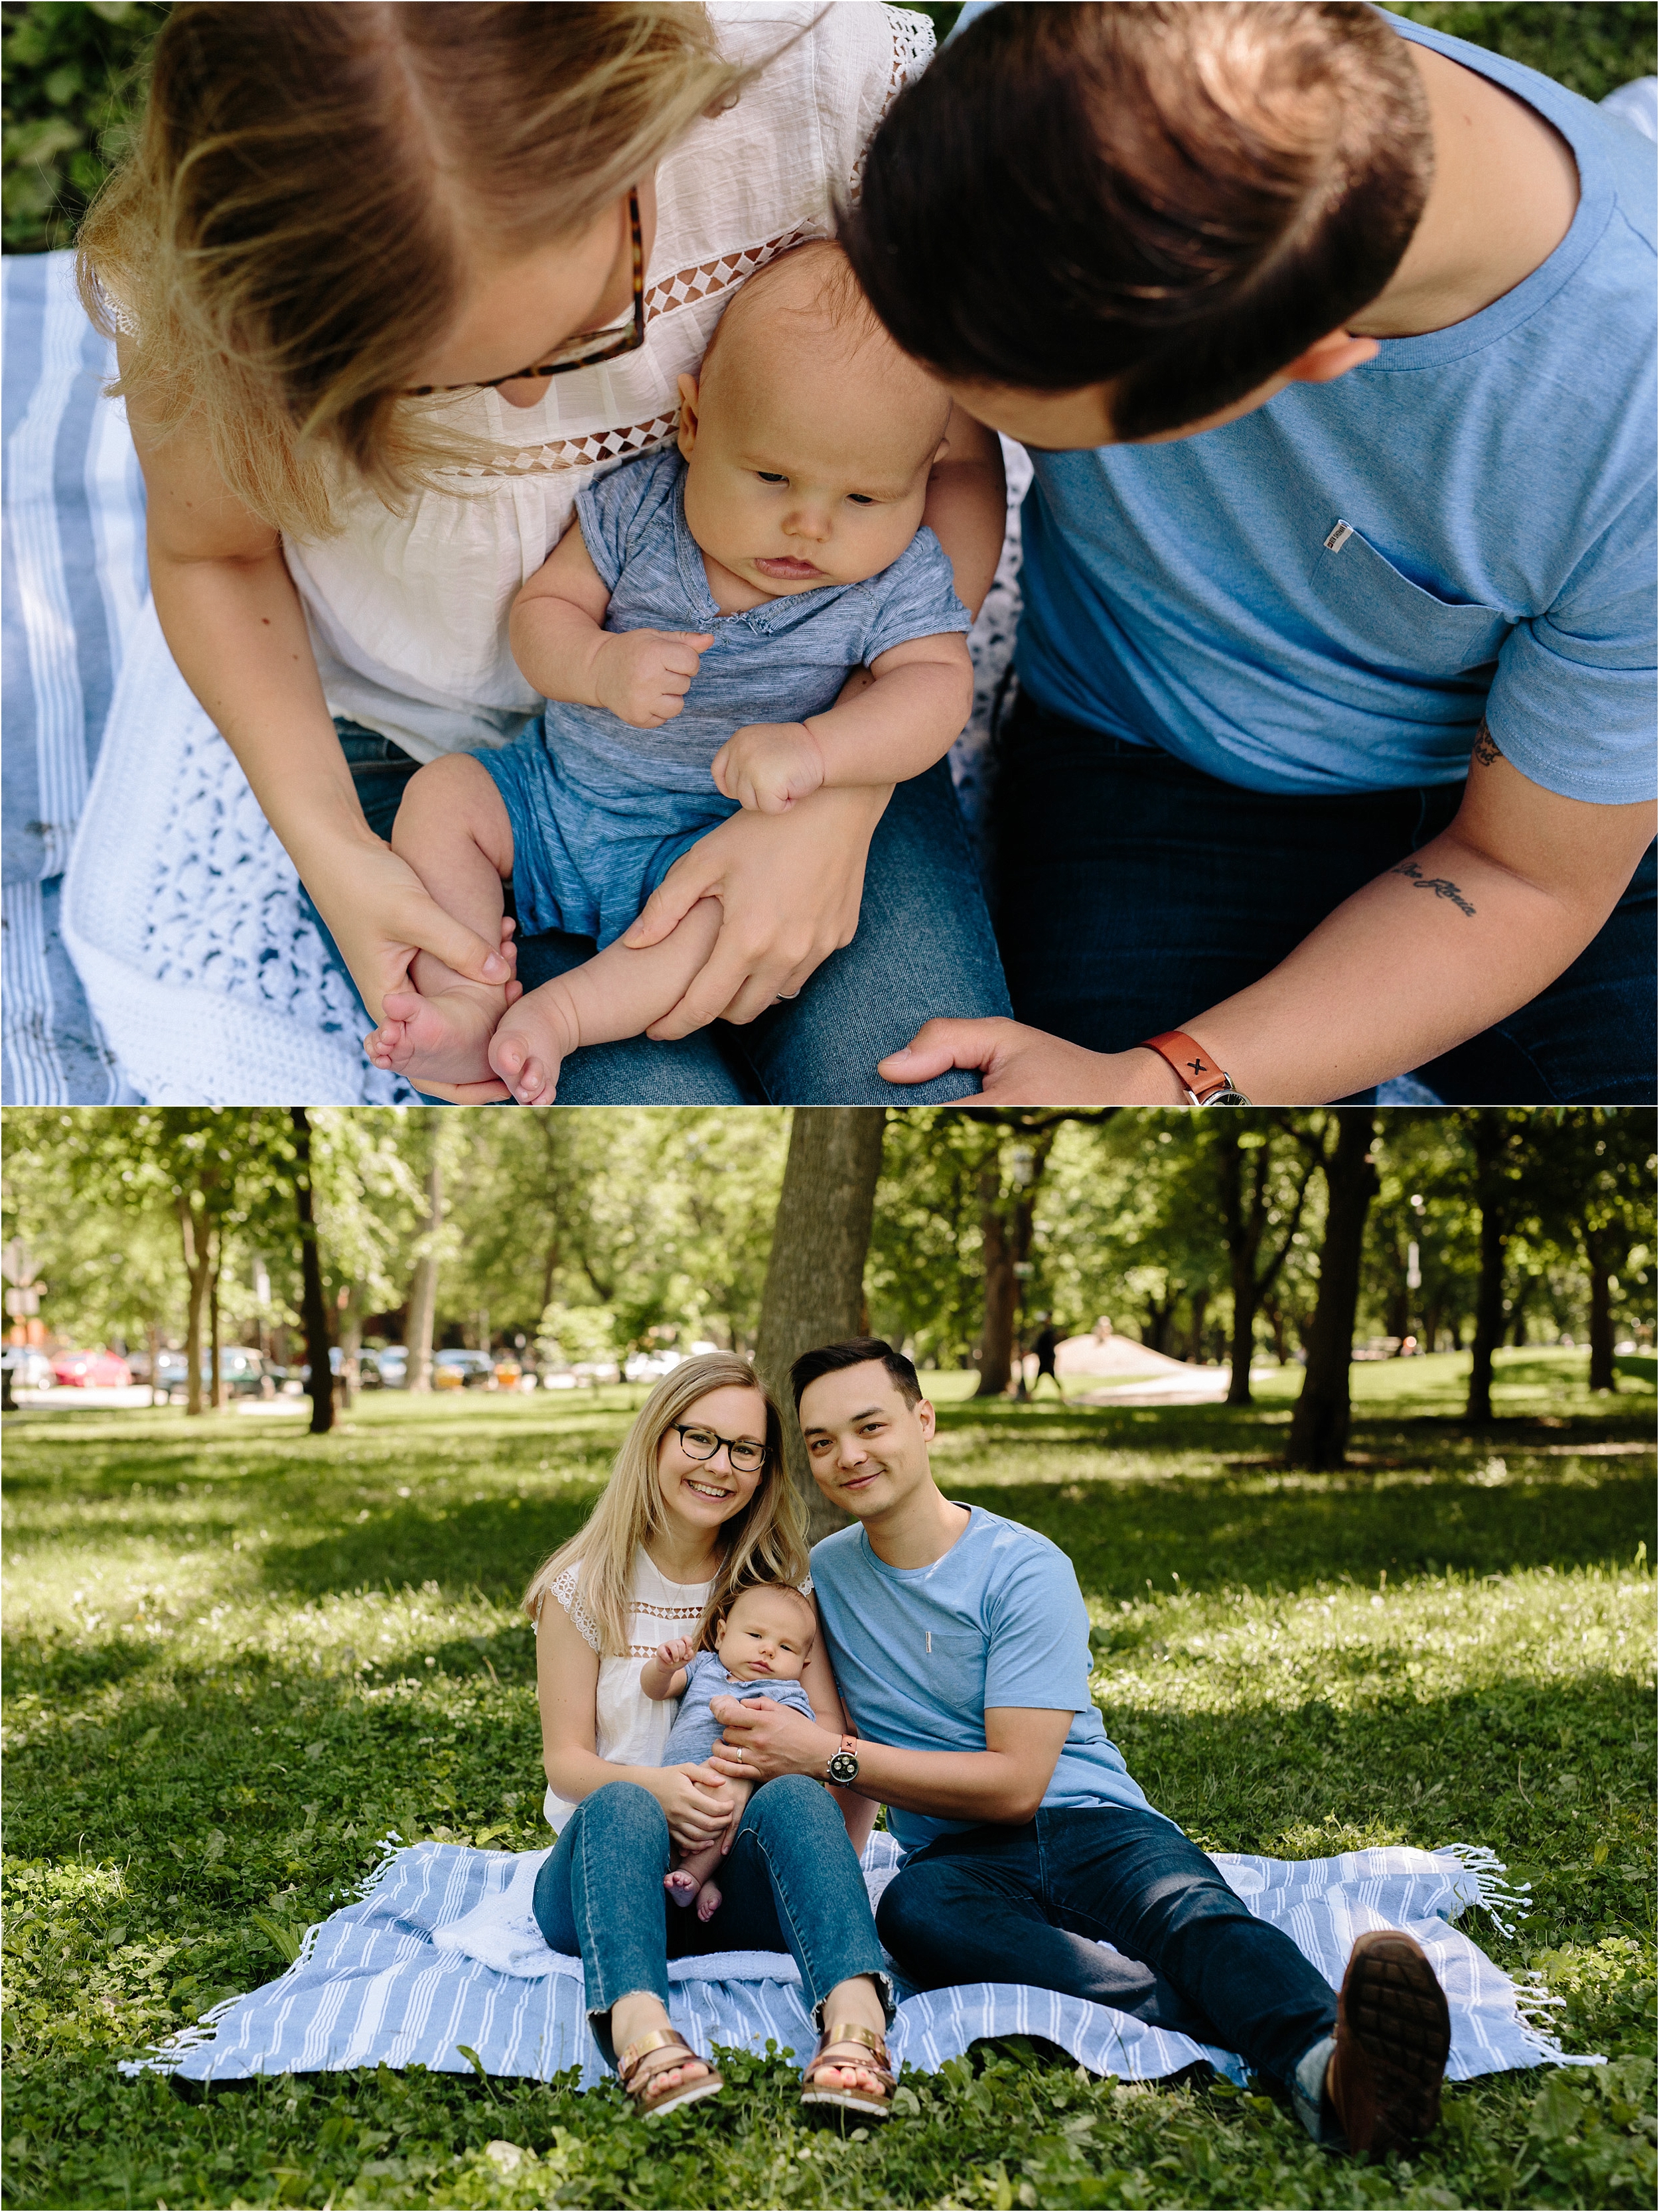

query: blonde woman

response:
[77,1,1009,1106]
[522,1354,895,2119]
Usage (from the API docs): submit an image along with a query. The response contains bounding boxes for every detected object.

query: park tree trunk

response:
[975,1156,1017,1396]
[405,1118,444,1394]
[290,1109,334,1437]
[1287,1114,1378,1470]
[208,1247,224,1411]
[177,1192,214,1418]
[1466,1114,1510,1423]
[1187,1288,1210,1365]
[1583,1223,1616,1391]
[755,1108,887,1543]
[1216,1121,1315,1408]
[337,1286,362,1410]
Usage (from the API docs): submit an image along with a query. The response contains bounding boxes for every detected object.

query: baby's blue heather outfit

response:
[660,1650,818,1768]
[480,448,971,947]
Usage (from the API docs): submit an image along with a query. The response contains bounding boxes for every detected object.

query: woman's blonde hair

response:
[524,1353,807,1655]
[76,3,749,537]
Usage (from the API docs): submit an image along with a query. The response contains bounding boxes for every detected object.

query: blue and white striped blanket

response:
[127,1832,1593,2090]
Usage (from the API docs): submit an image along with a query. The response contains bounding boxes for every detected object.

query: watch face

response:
[1204,1087,1250,1107]
[827,1750,859,1784]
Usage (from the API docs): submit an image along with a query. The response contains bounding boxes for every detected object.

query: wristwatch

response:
[827,1735,860,1785]
[1139,1030,1252,1107]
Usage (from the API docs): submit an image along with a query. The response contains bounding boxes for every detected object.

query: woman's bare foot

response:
[366,981,502,1085]
[664,1870,700,1908]
[486,977,583,1105]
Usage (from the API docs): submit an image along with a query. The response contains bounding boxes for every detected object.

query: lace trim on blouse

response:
[547,1563,603,1653]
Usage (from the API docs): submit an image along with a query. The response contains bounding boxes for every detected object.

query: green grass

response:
[3,1351,1654,2209]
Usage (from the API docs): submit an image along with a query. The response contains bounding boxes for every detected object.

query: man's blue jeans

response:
[315,725,1010,1105]
[877,1807,1338,2091]
[532,1777,891,2063]
[995,693,1658,1105]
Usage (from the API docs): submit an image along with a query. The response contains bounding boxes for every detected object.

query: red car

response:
[50,1349,133,1387]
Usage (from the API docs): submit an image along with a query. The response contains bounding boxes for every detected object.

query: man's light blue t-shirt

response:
[1015,15,1658,804]
[808,1505,1164,1855]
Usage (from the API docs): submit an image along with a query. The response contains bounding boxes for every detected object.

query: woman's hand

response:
[310,832,518,1021]
[622,782,890,1032]
[651,1763,738,1853]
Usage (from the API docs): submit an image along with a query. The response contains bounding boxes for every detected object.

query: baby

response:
[365,240,974,1103]
[641,1581,820,1922]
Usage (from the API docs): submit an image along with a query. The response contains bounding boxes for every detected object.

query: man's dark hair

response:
[790,1337,922,1413]
[841,1,1432,440]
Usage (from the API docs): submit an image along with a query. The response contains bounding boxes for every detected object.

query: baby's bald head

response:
[698,240,952,467]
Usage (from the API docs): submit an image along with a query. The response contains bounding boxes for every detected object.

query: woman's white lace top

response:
[284,1,933,764]
[540,1549,715,1832]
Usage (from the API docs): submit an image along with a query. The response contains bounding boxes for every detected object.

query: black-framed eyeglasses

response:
[672,1423,768,1474]
[403,186,646,397]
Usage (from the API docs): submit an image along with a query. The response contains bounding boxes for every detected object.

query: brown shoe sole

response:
[1331,1930,1452,2158]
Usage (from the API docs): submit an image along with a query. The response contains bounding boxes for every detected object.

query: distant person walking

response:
[1030,1321,1062,1398]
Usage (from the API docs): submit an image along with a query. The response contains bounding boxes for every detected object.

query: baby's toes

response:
[695,1883,723,1923]
[664,1871,699,1907]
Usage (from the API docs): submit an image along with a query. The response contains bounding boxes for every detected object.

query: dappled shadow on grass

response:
[253,1494,595,1604]
[966,1469,1656,1599]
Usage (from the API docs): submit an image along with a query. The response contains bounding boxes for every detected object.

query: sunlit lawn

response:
[3,1350,1654,2209]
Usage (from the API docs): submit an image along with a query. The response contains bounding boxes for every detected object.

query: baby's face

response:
[676,316,946,597]
[714,1590,814,1682]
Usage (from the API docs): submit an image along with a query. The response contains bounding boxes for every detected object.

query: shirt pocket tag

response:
[1310,521,1512,680]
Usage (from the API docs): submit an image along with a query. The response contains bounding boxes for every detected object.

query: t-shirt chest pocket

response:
[1309,521,1512,681]
[908,1626,987,1716]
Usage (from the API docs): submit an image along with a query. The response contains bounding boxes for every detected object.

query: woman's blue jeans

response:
[531,1777,891,2063]
[311,723,1010,1105]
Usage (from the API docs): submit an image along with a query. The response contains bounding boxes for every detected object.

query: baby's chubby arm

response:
[510,520,713,730]
[710,632,972,815]
[639,1636,697,1702]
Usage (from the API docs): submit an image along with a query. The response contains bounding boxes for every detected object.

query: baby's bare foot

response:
[695,1880,723,1923]
[664,1870,699,1908]
[488,982,581,1107]
[365,985,501,1087]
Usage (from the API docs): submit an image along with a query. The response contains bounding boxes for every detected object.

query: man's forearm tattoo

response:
[1472,716,1501,768]
[1390,857,1477,918]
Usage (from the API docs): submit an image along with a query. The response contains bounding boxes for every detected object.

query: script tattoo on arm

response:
[1471,716,1501,769]
[1390,858,1477,918]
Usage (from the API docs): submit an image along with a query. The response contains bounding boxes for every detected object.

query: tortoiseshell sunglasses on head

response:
[403,187,645,397]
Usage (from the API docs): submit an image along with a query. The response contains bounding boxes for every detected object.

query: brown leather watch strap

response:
[1139,1029,1230,1104]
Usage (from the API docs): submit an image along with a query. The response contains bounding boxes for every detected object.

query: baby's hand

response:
[711,722,826,813]
[593,629,713,728]
[655,1637,697,1671]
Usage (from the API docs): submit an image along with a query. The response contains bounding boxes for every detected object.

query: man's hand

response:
[707,1693,840,1782]
[879,1018,1187,1104]
[592,628,713,728]
[622,782,889,1030]
[711,721,826,813]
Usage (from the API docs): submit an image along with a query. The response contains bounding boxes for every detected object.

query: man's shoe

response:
[1326,1929,1451,2158]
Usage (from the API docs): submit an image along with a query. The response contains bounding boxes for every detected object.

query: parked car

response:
[1,1347,55,1391]
[433,1349,497,1390]
[624,1350,683,1383]
[211,1347,274,1398]
[51,1348,133,1387]
[362,1346,407,1389]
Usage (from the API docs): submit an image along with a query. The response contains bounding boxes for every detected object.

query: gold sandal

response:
[800,2019,896,2123]
[616,2028,723,2118]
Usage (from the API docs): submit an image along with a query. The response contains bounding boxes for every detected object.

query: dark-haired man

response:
[709,1339,1452,2157]
[841,4,1655,1105]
